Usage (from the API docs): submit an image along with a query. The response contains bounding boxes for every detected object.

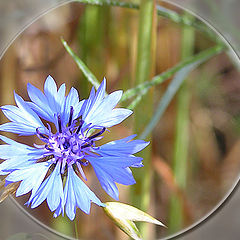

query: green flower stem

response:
[74,218,79,239]
[169,14,195,233]
[74,0,220,42]
[130,0,156,237]
[121,44,226,104]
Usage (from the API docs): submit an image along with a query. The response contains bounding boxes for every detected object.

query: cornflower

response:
[0,76,149,220]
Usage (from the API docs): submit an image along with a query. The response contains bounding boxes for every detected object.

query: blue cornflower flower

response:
[0,76,149,220]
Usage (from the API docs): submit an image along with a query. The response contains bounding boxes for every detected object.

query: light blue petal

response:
[5,162,51,197]
[63,166,103,220]
[63,87,80,125]
[106,167,136,185]
[82,87,96,120]
[31,161,63,209]
[84,90,122,124]
[88,156,142,168]
[74,100,85,119]
[81,78,132,128]
[86,79,106,116]
[92,108,132,127]
[90,164,119,200]
[27,83,53,121]
[71,168,90,214]
[0,135,46,159]
[0,122,41,135]
[44,76,66,118]
[57,83,66,111]
[14,92,44,127]
[0,93,46,135]
[97,135,149,156]
[64,166,76,220]
[27,76,67,127]
[1,105,30,124]
[53,200,64,218]
[0,159,34,174]
[46,161,64,211]
[71,167,103,214]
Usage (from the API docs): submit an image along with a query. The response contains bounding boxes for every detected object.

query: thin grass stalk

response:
[77,4,99,97]
[168,14,195,233]
[74,0,219,42]
[74,218,79,239]
[120,44,225,103]
[130,0,156,238]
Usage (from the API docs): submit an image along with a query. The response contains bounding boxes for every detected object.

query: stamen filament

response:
[88,127,106,140]
[68,106,74,126]
[36,128,49,143]
[81,140,93,149]
[58,114,62,133]
[76,119,84,134]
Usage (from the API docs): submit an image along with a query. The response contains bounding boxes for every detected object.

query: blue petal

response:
[0,135,46,160]
[82,87,96,121]
[91,165,119,200]
[0,122,40,135]
[14,93,44,127]
[97,135,150,156]
[88,156,143,168]
[64,166,103,220]
[44,75,59,112]
[27,83,53,121]
[62,87,83,125]
[0,135,46,174]
[94,108,132,127]
[0,93,46,135]
[0,159,35,174]
[53,200,64,218]
[6,162,51,197]
[88,154,143,199]
[27,75,66,128]
[64,167,76,220]
[104,166,136,185]
[30,161,63,210]
[46,161,64,211]
[82,78,132,128]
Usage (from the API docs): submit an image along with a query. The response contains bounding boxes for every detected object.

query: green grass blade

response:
[61,38,101,89]
[169,15,195,233]
[140,61,198,140]
[74,0,219,41]
[130,0,156,238]
[120,44,225,104]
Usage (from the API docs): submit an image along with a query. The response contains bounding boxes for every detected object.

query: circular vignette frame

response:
[0,0,239,239]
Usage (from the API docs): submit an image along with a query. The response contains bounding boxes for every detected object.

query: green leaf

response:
[140,60,200,139]
[61,38,101,90]
[120,44,225,104]
[103,202,165,240]
[7,233,32,240]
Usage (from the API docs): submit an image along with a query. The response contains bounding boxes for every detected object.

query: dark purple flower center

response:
[36,106,106,176]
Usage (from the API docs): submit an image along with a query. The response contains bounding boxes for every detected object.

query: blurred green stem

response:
[131,0,156,238]
[169,14,195,233]
[74,0,220,42]
[61,38,101,89]
[74,218,79,239]
[120,44,225,104]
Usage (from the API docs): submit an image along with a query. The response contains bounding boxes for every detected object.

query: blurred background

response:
[0,0,240,239]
